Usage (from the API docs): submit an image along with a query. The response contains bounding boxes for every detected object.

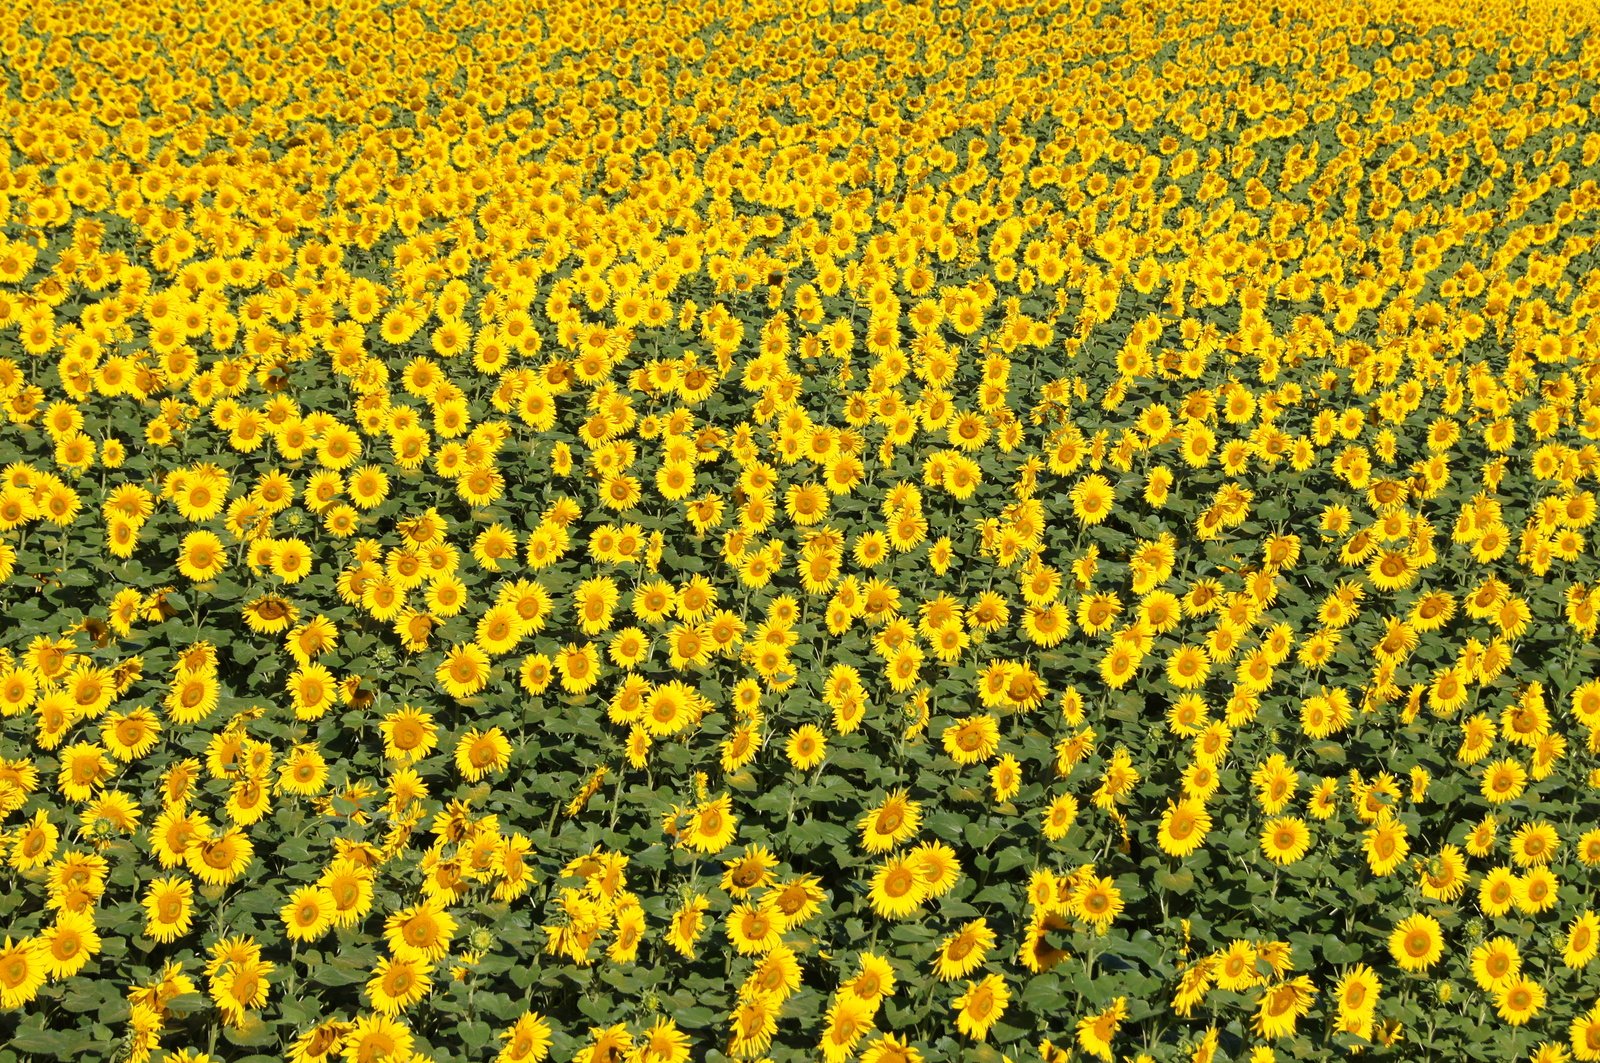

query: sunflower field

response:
[4,0,1600,1060]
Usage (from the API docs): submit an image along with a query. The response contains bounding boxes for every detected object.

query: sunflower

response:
[33,691,75,751]
[315,422,362,470]
[952,973,1009,1042]
[436,642,491,699]
[643,680,706,737]
[186,828,254,886]
[1334,964,1380,1021]
[556,641,603,694]
[1574,830,1600,869]
[343,1015,414,1063]
[412,572,464,616]
[242,594,298,634]
[40,851,99,917]
[1495,977,1545,1026]
[1157,798,1212,858]
[455,726,512,781]
[497,1012,554,1063]
[933,918,994,981]
[1071,875,1124,932]
[360,576,406,622]
[226,775,273,825]
[840,951,895,1009]
[342,464,389,511]
[1099,639,1141,689]
[1212,940,1261,991]
[858,789,921,853]
[142,876,194,943]
[941,714,1000,765]
[631,578,676,626]
[1417,844,1468,902]
[210,954,273,1027]
[1363,814,1410,876]
[381,707,439,763]
[146,805,203,866]
[1515,865,1559,914]
[598,471,642,511]
[176,529,227,581]
[272,538,314,583]
[464,605,518,665]
[281,752,324,800]
[909,841,961,897]
[553,578,617,642]
[720,845,779,899]
[728,990,780,1059]
[819,993,874,1063]
[511,653,552,696]
[39,909,99,980]
[1042,793,1080,841]
[1389,913,1444,973]
[8,810,57,871]
[1253,976,1317,1040]
[1076,996,1128,1060]
[628,1017,688,1063]
[1510,821,1559,866]
[172,471,228,522]
[1421,662,1468,715]
[1166,644,1211,690]
[1367,548,1417,592]
[385,899,456,963]
[784,725,827,771]
[683,795,737,854]
[390,608,434,654]
[367,953,432,1015]
[319,859,376,929]
[1260,816,1312,866]
[1572,1006,1600,1062]
[0,936,47,1010]
[867,854,927,920]
[1566,911,1600,970]
[1469,936,1521,994]
[727,898,786,955]
[1165,693,1210,737]
[856,1033,925,1063]
[287,614,340,666]
[1477,864,1520,917]
[280,885,335,943]
[1076,592,1121,637]
[664,620,717,671]
[661,892,709,960]
[1070,473,1114,525]
[289,662,338,720]
[0,666,36,716]
[606,627,650,670]
[989,754,1022,803]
